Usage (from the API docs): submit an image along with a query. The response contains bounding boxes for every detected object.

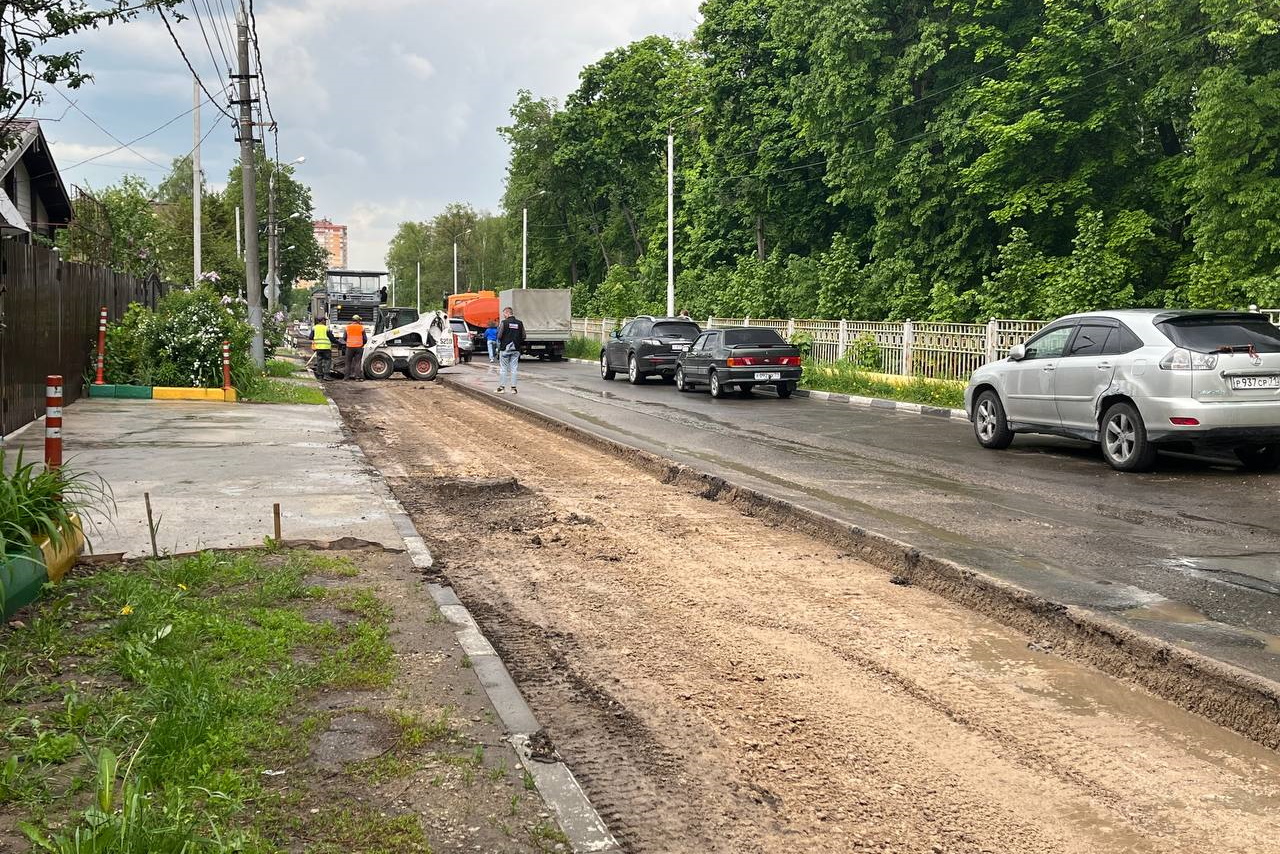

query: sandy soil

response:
[332,381,1280,854]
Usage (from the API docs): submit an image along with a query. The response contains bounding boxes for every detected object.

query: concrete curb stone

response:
[323,399,621,853]
[562,357,967,420]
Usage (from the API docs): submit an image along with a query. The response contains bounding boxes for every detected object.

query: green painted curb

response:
[88,384,153,399]
[0,546,48,622]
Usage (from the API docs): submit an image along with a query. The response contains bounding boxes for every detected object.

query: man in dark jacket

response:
[496,306,525,393]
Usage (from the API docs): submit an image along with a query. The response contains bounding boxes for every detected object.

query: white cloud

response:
[36,0,704,268]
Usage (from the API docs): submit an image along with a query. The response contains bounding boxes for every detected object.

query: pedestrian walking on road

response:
[310,315,339,380]
[485,320,500,362]
[345,315,366,380]
[496,307,525,393]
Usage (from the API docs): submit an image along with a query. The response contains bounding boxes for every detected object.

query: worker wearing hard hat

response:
[344,316,366,381]
[310,315,340,380]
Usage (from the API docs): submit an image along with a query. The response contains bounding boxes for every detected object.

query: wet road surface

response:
[449,358,1280,684]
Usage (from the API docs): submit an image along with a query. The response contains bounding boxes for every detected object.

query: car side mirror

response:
[1007,344,1026,361]
[611,330,621,340]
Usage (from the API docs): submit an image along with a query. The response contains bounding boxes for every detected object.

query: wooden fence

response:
[0,242,167,438]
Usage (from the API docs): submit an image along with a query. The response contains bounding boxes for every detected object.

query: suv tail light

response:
[1159,348,1218,371]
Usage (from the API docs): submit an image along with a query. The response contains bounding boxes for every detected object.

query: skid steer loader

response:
[355,306,457,381]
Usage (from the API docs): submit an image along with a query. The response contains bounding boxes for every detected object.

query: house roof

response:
[0,119,74,228]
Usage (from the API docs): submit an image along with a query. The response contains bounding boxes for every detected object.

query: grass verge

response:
[0,549,397,852]
[564,336,603,361]
[240,376,328,405]
[801,359,966,409]
[265,359,303,378]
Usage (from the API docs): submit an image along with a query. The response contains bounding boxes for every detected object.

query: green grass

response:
[240,376,328,405]
[1,549,397,852]
[264,359,303,378]
[801,359,966,409]
[564,336,603,361]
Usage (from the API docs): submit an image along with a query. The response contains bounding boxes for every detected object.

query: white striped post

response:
[222,341,231,390]
[94,306,107,385]
[45,375,63,470]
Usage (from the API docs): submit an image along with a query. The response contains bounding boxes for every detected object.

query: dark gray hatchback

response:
[600,316,703,384]
[674,327,803,398]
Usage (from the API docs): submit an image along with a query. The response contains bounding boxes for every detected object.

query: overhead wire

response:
[157,5,236,121]
[189,0,232,77]
[52,89,168,169]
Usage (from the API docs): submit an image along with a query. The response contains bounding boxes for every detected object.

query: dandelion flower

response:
[177,583,188,591]
[119,604,134,616]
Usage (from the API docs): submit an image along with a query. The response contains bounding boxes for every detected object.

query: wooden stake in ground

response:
[143,492,159,558]
[273,503,282,542]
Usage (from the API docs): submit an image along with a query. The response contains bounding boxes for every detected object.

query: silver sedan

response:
[964,310,1280,471]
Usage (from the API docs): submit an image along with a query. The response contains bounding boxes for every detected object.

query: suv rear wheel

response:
[627,354,645,384]
[1100,402,1157,472]
[973,390,1014,450]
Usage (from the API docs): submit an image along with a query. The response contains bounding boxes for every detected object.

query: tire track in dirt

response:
[331,382,1280,854]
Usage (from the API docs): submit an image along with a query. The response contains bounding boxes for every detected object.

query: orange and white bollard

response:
[222,341,231,390]
[45,375,63,469]
[94,306,107,385]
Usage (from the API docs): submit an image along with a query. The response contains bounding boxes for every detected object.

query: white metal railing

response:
[570,308,1280,382]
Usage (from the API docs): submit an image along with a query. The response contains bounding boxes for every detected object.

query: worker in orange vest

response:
[344,315,366,381]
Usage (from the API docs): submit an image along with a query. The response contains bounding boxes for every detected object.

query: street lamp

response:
[453,228,472,295]
[667,107,703,316]
[522,189,546,289]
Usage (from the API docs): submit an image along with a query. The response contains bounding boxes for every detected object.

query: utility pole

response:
[235,6,264,366]
[416,261,421,312]
[193,75,202,287]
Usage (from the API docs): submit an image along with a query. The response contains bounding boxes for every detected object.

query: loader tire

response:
[365,352,394,380]
[408,351,440,381]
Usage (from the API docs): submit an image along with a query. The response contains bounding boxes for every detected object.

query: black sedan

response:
[674,327,803,398]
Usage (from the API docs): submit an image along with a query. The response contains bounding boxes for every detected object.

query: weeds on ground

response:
[563,336,603,361]
[240,376,328,405]
[0,549,395,851]
[264,359,303,378]
[0,449,111,555]
[801,359,966,409]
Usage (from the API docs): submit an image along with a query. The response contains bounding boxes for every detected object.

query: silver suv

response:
[965,310,1280,471]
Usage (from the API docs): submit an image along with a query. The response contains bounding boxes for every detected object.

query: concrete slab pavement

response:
[2,397,401,557]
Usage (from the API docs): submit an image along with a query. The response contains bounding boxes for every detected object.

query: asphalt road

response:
[447,357,1280,683]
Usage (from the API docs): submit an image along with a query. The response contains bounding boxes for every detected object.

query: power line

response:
[52,89,168,169]
[189,0,232,78]
[158,5,236,121]
[246,0,276,132]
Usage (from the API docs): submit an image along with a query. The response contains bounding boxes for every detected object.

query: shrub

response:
[849,332,882,371]
[103,287,262,390]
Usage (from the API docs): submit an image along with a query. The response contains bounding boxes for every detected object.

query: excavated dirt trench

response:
[331,381,1280,854]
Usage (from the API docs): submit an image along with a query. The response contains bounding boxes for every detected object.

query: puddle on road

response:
[1122,599,1280,655]
[1162,553,1280,596]
[965,634,1280,806]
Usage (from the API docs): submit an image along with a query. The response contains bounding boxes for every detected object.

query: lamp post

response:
[667,108,703,316]
[453,228,472,295]
[522,189,546,289]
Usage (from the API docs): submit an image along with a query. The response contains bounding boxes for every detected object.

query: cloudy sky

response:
[37,0,704,268]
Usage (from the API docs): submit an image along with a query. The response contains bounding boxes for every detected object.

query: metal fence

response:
[1,241,167,438]
[571,309,1280,382]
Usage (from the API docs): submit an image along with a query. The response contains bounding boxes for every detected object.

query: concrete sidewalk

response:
[2,397,400,557]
